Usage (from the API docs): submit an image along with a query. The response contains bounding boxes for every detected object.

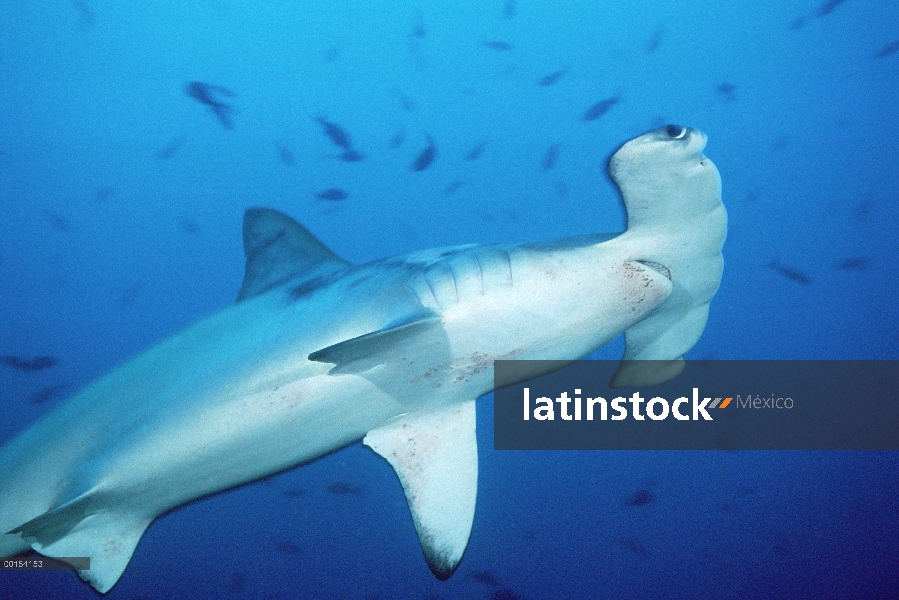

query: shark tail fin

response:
[7,489,152,593]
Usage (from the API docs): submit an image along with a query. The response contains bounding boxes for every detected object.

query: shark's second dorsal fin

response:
[364,401,477,580]
[237,207,350,301]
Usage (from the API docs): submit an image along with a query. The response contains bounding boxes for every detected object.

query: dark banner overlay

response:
[493,360,899,450]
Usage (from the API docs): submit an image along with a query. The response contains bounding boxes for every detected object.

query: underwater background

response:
[1,0,898,598]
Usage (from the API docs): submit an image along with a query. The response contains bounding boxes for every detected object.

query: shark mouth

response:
[637,260,672,281]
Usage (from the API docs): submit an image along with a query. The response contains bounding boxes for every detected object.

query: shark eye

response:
[665,125,687,139]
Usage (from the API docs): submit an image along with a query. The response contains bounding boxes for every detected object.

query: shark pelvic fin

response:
[364,400,477,579]
[308,312,442,374]
[7,489,152,593]
[237,207,350,301]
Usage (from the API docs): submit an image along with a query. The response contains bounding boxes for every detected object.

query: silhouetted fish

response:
[274,141,295,166]
[227,571,246,595]
[490,589,526,600]
[120,282,144,308]
[71,0,96,27]
[390,128,405,149]
[537,67,567,87]
[767,259,812,284]
[483,41,514,51]
[470,570,501,587]
[503,0,516,19]
[315,117,353,150]
[155,137,184,160]
[583,94,621,121]
[338,149,365,162]
[444,180,465,196]
[186,81,236,130]
[272,538,302,555]
[789,15,808,30]
[715,82,738,101]
[626,489,655,507]
[42,211,71,232]
[618,537,647,556]
[282,487,306,498]
[326,481,363,495]
[411,134,437,171]
[874,40,899,59]
[464,142,487,161]
[94,187,115,204]
[180,218,200,235]
[27,384,67,405]
[542,143,560,171]
[1,355,57,372]
[646,25,665,53]
[314,188,348,202]
[833,257,869,271]
[816,0,848,17]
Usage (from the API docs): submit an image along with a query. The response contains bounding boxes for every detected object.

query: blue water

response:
[1,1,898,598]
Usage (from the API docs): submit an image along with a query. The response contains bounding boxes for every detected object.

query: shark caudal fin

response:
[364,401,477,579]
[605,126,727,387]
[7,489,152,593]
[237,207,350,301]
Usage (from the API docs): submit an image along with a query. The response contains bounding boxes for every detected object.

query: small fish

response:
[338,149,365,162]
[833,257,869,271]
[282,487,306,498]
[646,25,665,53]
[314,188,349,202]
[767,259,812,284]
[788,15,808,30]
[94,186,115,204]
[272,538,302,555]
[323,40,344,63]
[411,133,437,172]
[326,481,363,495]
[626,489,655,507]
[470,570,502,587]
[227,571,246,595]
[315,117,353,150]
[816,0,848,17]
[552,180,569,199]
[715,82,738,101]
[464,142,487,161]
[853,199,872,221]
[618,537,647,556]
[874,40,899,59]
[27,384,67,405]
[180,218,200,235]
[482,41,514,51]
[541,143,560,171]
[155,137,184,160]
[186,81,236,130]
[1,355,57,372]
[411,12,426,39]
[583,94,621,121]
[503,0,516,19]
[42,211,71,232]
[490,588,526,600]
[394,90,415,112]
[274,141,295,166]
[444,180,465,196]
[120,282,144,308]
[71,0,96,27]
[537,66,568,87]
[389,128,405,149]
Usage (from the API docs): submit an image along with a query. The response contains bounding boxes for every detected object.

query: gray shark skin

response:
[0,125,725,593]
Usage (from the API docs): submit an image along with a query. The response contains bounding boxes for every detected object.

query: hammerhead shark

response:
[0,125,726,592]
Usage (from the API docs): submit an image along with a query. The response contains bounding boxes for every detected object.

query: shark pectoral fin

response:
[609,304,710,388]
[237,207,350,301]
[308,313,442,375]
[8,489,152,593]
[364,400,477,580]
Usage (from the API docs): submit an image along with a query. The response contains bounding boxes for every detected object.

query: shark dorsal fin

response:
[364,401,477,580]
[237,207,349,301]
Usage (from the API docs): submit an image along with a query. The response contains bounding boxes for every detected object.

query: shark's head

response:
[608,125,721,231]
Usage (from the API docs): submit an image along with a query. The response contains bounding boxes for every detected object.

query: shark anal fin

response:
[308,313,442,374]
[364,400,477,580]
[237,207,350,301]
[8,489,152,593]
